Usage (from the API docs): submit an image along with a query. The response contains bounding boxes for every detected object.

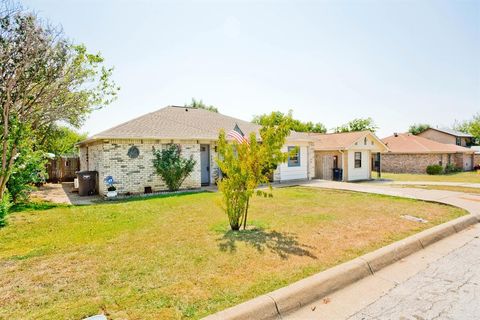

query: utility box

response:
[77,171,98,196]
[332,168,343,181]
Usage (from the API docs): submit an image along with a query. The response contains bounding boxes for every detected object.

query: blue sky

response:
[23,0,479,138]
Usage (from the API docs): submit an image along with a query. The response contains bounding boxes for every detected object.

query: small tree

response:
[408,123,430,135]
[152,145,196,191]
[185,98,218,113]
[253,110,326,133]
[334,118,378,133]
[217,113,292,231]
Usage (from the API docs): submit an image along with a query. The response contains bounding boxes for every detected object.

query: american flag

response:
[227,124,249,144]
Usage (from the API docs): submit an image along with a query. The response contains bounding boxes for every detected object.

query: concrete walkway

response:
[284,180,480,320]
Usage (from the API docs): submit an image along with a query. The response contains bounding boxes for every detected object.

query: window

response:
[288,146,300,167]
[354,152,362,168]
[456,137,461,146]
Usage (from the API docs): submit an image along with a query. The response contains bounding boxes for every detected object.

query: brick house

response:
[77,106,388,195]
[381,133,475,174]
[418,128,474,147]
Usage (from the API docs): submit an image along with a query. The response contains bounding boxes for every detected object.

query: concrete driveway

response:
[285,180,480,320]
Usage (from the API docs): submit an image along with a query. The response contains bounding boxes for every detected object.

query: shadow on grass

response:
[10,201,66,213]
[218,227,317,260]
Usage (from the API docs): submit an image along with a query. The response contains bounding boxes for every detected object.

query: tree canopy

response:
[0,2,118,204]
[454,113,480,144]
[334,117,378,133]
[408,123,431,135]
[252,110,326,133]
[36,125,87,156]
[185,98,218,113]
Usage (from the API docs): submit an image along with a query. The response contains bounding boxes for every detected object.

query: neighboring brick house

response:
[77,106,389,196]
[418,128,474,147]
[381,133,475,174]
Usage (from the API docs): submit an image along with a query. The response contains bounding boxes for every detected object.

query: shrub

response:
[444,163,462,174]
[0,191,12,227]
[6,148,47,203]
[152,145,196,191]
[426,165,443,175]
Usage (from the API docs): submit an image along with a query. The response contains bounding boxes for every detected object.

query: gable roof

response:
[382,133,474,154]
[309,131,387,151]
[424,127,473,138]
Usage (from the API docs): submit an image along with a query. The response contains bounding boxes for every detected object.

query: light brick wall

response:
[80,140,201,195]
[475,154,480,168]
[382,153,448,174]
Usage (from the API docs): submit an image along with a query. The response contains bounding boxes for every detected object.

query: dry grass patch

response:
[392,184,480,195]
[0,187,467,319]
[381,171,480,183]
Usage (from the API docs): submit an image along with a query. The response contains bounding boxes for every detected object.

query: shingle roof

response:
[80,106,259,142]
[309,131,383,150]
[427,127,473,138]
[382,133,474,154]
[79,106,312,144]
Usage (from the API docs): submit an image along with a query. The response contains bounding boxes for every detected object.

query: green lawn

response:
[381,171,480,183]
[0,187,467,319]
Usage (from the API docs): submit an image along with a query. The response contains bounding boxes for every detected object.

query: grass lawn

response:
[0,187,467,319]
[381,171,480,183]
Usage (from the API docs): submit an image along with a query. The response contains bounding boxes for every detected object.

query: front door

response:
[200,144,210,185]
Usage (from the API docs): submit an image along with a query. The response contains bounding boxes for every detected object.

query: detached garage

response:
[311,131,388,182]
[381,133,475,174]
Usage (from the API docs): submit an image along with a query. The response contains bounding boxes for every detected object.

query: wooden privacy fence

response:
[46,156,80,183]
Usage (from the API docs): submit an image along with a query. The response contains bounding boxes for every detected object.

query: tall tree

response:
[185,98,218,113]
[252,110,326,133]
[334,117,378,133]
[217,112,292,231]
[0,2,118,200]
[408,123,431,135]
[454,113,480,144]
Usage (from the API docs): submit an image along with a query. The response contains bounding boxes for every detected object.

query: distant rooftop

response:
[427,127,473,138]
[382,133,474,154]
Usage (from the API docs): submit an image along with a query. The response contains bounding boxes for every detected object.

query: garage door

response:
[348,150,370,181]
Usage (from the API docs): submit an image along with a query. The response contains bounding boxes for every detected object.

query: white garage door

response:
[348,150,370,181]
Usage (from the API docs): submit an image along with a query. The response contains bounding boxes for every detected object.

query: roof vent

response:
[394,133,398,137]
[185,108,188,112]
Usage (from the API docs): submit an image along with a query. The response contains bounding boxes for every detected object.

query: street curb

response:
[202,213,479,320]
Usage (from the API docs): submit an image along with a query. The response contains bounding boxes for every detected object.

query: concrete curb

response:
[203,213,480,320]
